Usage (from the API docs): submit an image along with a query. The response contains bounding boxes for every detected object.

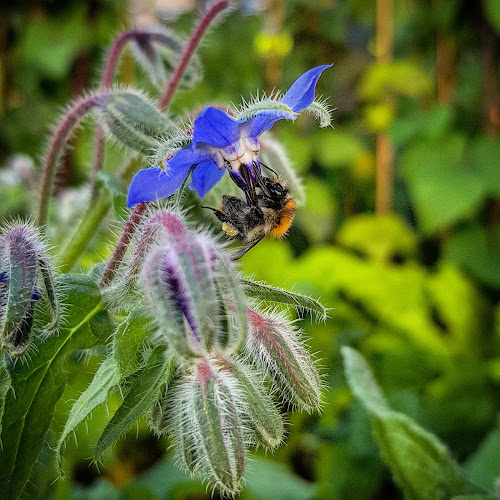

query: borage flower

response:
[127,64,332,208]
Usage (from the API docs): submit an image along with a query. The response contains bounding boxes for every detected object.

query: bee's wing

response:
[231,234,266,261]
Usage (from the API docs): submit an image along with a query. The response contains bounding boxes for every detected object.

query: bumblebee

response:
[205,172,296,259]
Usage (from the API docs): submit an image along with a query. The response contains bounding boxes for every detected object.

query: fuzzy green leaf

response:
[0,274,113,500]
[242,278,328,321]
[341,347,487,499]
[56,355,120,473]
[113,313,152,378]
[94,347,169,458]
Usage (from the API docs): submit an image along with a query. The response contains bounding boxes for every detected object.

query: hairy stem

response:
[99,202,147,288]
[36,94,104,228]
[158,1,228,111]
[90,30,137,200]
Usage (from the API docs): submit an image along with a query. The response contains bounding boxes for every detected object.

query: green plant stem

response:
[58,158,140,272]
[58,195,111,272]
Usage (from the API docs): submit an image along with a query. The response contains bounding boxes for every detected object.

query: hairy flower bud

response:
[0,223,61,355]
[245,308,321,411]
[99,91,172,153]
[112,209,248,357]
[169,356,247,495]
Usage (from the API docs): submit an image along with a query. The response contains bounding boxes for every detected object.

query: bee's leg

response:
[259,162,279,177]
[202,205,229,225]
[253,162,273,197]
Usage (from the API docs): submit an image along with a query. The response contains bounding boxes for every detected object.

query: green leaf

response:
[464,417,500,492]
[341,347,390,417]
[315,129,365,168]
[242,278,328,321]
[484,0,500,34]
[56,355,120,473]
[444,224,500,288]
[245,458,315,500]
[20,6,91,78]
[341,347,486,499]
[469,138,500,198]
[452,496,497,500]
[360,60,433,100]
[94,347,170,458]
[401,135,497,233]
[0,274,113,500]
[113,313,153,378]
[336,213,417,263]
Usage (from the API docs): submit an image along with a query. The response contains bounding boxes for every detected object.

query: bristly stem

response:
[35,93,104,228]
[90,30,137,199]
[99,202,147,288]
[158,0,228,111]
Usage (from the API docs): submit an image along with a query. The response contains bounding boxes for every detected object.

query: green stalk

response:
[58,194,111,272]
[58,158,140,272]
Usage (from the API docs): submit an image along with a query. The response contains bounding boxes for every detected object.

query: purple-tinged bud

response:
[0,223,60,355]
[112,210,189,299]
[245,308,321,412]
[169,356,247,495]
[140,214,225,356]
[142,247,201,359]
[113,209,248,358]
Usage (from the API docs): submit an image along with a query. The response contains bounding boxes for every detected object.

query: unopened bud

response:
[246,308,321,411]
[0,223,60,355]
[99,91,172,153]
[142,233,225,355]
[118,209,247,357]
[170,356,246,495]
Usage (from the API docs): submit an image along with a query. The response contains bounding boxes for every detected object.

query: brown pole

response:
[375,0,394,214]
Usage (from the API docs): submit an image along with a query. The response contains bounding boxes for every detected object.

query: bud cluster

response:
[105,208,321,495]
[0,223,61,357]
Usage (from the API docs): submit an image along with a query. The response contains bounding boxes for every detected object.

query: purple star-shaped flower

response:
[127,65,332,208]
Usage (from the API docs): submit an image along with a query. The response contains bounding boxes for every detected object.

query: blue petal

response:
[244,109,296,139]
[281,64,332,112]
[127,167,187,207]
[189,161,226,198]
[127,147,215,207]
[193,107,244,148]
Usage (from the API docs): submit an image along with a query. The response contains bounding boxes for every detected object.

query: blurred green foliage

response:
[0,0,499,498]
